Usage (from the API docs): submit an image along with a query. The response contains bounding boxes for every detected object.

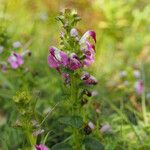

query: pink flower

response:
[81,72,97,85]
[8,52,24,69]
[69,53,82,70]
[83,42,95,66]
[35,144,48,150]
[135,80,144,95]
[80,31,96,67]
[80,30,96,44]
[48,47,69,69]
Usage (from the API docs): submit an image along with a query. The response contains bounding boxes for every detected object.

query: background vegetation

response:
[0,0,150,149]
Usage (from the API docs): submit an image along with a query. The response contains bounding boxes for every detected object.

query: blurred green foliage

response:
[0,0,150,149]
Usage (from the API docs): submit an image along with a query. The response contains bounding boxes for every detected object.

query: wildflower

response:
[84,121,95,135]
[146,92,150,99]
[135,80,144,95]
[60,31,65,38]
[119,70,127,78]
[81,72,97,85]
[70,28,78,37]
[100,123,112,134]
[82,42,95,66]
[48,47,69,69]
[80,30,96,45]
[8,52,24,69]
[35,144,48,150]
[88,121,95,130]
[13,41,22,48]
[124,80,129,86]
[69,53,82,70]
[133,70,141,78]
[39,12,48,21]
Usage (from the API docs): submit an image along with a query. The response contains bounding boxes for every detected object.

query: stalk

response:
[70,73,82,149]
[141,62,148,125]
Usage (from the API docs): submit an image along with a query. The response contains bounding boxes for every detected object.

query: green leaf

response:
[51,143,72,150]
[83,137,104,150]
[59,116,83,128]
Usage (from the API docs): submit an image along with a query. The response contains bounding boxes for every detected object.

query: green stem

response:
[141,62,148,125]
[25,130,37,148]
[70,73,81,149]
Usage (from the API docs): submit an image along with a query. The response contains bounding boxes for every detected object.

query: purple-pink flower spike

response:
[8,52,24,69]
[35,144,49,150]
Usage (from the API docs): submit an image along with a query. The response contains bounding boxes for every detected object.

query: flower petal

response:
[80,30,96,45]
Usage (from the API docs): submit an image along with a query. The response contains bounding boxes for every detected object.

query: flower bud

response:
[70,28,78,37]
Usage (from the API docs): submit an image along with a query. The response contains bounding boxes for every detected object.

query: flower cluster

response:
[8,52,24,69]
[48,30,96,69]
[0,41,31,72]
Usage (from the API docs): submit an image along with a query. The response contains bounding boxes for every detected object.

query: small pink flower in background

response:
[35,144,48,150]
[135,80,144,95]
[8,52,24,69]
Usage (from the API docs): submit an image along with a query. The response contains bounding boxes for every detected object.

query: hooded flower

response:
[8,52,24,69]
[83,42,95,66]
[135,80,143,95]
[70,28,78,37]
[79,31,96,67]
[80,30,96,45]
[69,53,82,70]
[81,72,97,85]
[48,47,69,69]
[35,144,48,150]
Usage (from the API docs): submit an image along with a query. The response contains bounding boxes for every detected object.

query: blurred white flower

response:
[88,121,95,130]
[13,41,22,48]
[39,12,48,21]
[133,70,141,78]
[91,90,98,97]
[124,80,129,86]
[119,70,127,78]
[100,123,112,134]
[146,93,150,99]
[0,46,4,53]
